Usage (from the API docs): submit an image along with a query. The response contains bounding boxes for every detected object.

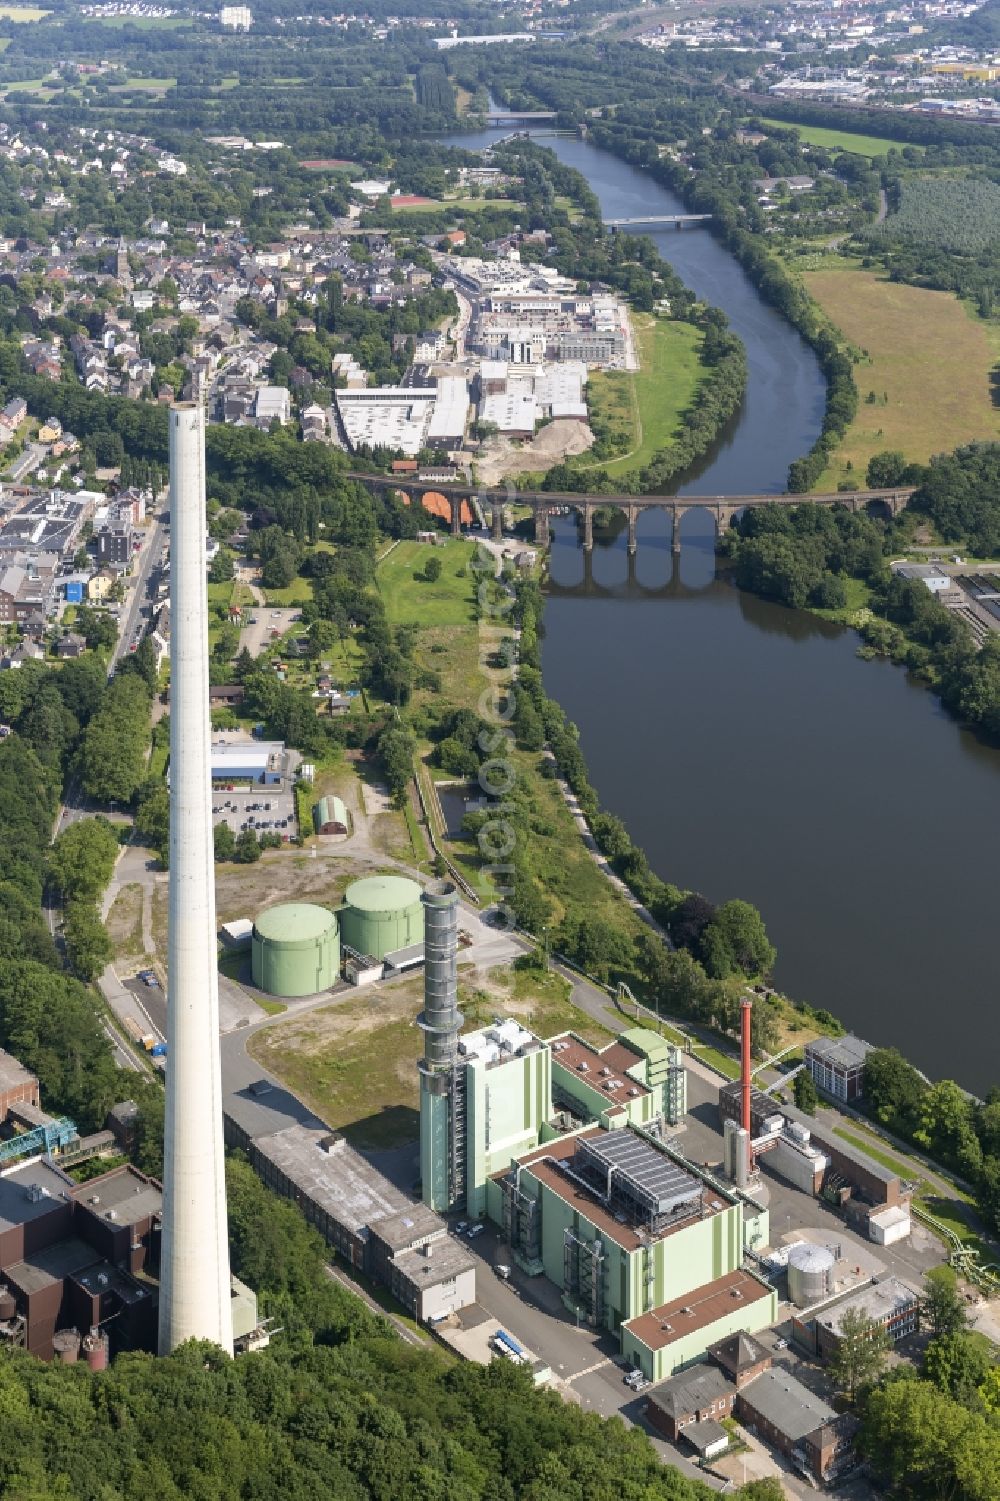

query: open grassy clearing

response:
[802,262,1000,487]
[378,537,476,629]
[262,574,312,606]
[758,118,913,159]
[109,76,176,94]
[579,315,705,477]
[377,543,652,934]
[0,3,49,16]
[248,978,424,1148]
[464,962,615,1048]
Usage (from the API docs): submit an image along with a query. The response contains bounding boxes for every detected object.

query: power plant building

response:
[340,875,424,961]
[489,1125,773,1376]
[251,902,340,998]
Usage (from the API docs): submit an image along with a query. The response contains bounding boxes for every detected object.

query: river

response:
[444,124,998,1097]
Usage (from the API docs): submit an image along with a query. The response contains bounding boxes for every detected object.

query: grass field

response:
[262,573,313,607]
[377,538,476,629]
[759,118,912,159]
[109,76,176,93]
[0,4,49,16]
[580,316,705,477]
[802,262,1000,487]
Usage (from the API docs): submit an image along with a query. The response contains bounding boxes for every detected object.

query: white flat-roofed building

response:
[336,378,468,457]
[255,386,291,427]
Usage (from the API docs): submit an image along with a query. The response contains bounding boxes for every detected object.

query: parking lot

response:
[212,785,297,839]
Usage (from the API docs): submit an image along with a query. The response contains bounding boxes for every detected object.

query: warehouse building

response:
[313,795,349,835]
[242,1122,475,1320]
[209,739,286,785]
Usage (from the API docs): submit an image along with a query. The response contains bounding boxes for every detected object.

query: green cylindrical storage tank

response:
[251,902,340,997]
[340,875,424,960]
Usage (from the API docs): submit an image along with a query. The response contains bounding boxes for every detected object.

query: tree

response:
[923,1331,997,1405]
[234,829,261,864]
[134,779,169,860]
[794,1068,819,1115]
[867,450,908,488]
[863,1047,926,1128]
[829,1306,891,1399]
[214,822,236,862]
[924,1266,968,1340]
[423,555,442,582]
[49,816,120,903]
[700,899,776,979]
[62,900,113,982]
[670,892,716,954]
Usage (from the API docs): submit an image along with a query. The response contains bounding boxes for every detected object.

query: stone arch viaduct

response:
[346,473,915,553]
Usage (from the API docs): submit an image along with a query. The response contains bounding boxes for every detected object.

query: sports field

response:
[0,5,50,17]
[759,118,912,159]
[802,262,1000,487]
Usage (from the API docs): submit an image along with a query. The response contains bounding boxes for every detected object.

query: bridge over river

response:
[346,472,915,554]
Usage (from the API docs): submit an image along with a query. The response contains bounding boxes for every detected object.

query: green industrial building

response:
[486,1124,773,1376]
[251,903,340,998]
[340,875,423,960]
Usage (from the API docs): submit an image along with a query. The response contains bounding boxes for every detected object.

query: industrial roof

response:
[549,1033,649,1101]
[5,1236,98,1295]
[737,1368,837,1444]
[624,1270,774,1352]
[815,1276,919,1335]
[344,875,422,912]
[251,1124,413,1236]
[578,1130,701,1215]
[0,1161,72,1235]
[513,1129,727,1252]
[254,903,338,943]
[0,1048,35,1095]
[804,1034,873,1070]
[70,1165,162,1226]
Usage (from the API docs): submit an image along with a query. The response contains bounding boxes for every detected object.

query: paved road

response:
[109,512,165,674]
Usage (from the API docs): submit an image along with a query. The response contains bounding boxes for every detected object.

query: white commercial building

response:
[335,378,468,457]
[219,5,252,28]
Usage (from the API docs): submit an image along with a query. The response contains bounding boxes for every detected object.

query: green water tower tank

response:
[251,902,340,997]
[340,874,424,960]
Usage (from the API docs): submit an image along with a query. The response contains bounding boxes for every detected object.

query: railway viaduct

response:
[346,472,916,554]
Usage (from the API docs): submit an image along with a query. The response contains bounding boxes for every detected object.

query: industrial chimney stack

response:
[158,404,233,1356]
[418,880,463,1211]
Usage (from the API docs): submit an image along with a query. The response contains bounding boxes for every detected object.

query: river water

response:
[444,124,998,1096]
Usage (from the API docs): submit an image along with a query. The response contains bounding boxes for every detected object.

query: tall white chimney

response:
[158,404,233,1355]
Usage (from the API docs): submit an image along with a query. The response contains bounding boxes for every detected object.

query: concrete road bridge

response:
[606,214,713,229]
[346,472,916,554]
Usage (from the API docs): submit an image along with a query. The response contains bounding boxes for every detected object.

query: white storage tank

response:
[787,1241,836,1308]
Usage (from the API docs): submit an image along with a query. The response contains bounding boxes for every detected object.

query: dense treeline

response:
[862,1049,1000,1234]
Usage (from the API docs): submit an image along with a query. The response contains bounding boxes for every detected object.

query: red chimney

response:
[741,995,753,1137]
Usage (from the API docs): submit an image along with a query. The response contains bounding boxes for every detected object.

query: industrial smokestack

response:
[158,404,233,1356]
[740,995,752,1136]
[418,880,463,1211]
